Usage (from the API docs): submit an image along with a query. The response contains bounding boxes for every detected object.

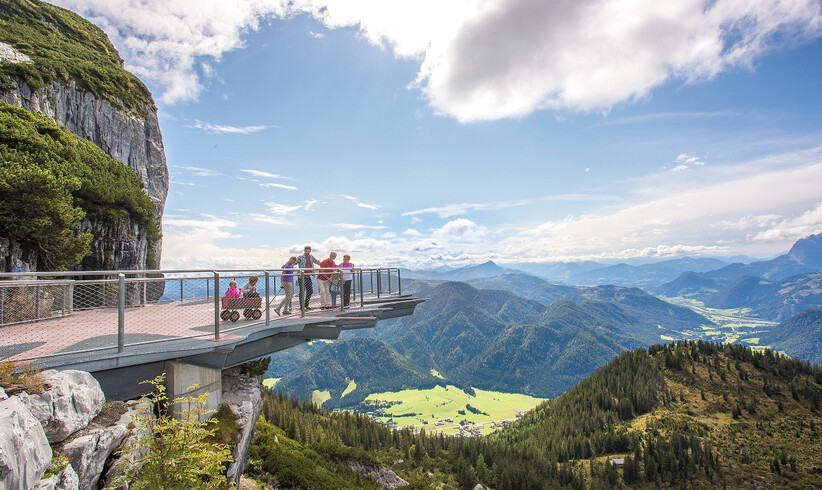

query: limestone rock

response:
[1,79,168,270]
[222,369,264,485]
[17,370,105,443]
[60,401,137,490]
[100,400,153,490]
[0,388,6,402]
[343,460,409,489]
[34,464,79,490]
[0,396,52,489]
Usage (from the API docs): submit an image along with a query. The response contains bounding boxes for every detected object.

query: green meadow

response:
[660,296,777,347]
[364,385,545,436]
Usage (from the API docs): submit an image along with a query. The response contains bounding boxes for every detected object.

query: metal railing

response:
[0,267,401,363]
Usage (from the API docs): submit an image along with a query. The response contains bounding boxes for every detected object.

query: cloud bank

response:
[53,0,822,120]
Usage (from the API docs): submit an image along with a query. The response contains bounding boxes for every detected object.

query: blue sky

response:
[53,0,822,270]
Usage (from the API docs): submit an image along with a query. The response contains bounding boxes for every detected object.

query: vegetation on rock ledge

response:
[0,102,158,269]
[0,0,154,112]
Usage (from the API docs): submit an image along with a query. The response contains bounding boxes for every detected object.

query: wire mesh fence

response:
[0,267,402,363]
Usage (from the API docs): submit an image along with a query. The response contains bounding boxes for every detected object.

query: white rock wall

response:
[16,370,105,444]
[0,397,52,489]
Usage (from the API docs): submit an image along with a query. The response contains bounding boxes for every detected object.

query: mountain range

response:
[405,256,737,289]
[270,234,822,410]
[656,233,822,299]
[271,279,715,406]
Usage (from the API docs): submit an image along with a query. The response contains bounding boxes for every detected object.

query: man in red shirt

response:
[318,252,338,309]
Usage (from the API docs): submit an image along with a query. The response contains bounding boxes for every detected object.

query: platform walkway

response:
[0,267,422,400]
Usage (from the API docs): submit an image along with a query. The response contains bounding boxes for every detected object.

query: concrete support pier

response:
[165,361,222,417]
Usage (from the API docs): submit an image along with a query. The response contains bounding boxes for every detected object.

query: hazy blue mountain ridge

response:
[759,307,822,364]
[469,274,714,343]
[566,257,731,288]
[657,233,822,300]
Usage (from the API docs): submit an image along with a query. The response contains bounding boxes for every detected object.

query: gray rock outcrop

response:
[343,460,409,489]
[59,401,139,490]
[17,370,105,444]
[1,79,169,271]
[0,396,52,489]
[34,464,79,490]
[223,369,264,485]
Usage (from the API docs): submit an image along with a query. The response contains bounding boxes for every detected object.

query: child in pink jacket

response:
[225,280,242,298]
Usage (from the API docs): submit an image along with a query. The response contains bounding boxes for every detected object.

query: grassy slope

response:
[0,0,153,111]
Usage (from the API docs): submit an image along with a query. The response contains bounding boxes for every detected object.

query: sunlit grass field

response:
[659,296,777,347]
[364,384,545,435]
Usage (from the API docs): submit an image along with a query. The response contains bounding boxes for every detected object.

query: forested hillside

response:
[283,281,652,401]
[760,307,822,364]
[251,341,822,488]
[303,279,715,400]
[467,275,714,343]
[705,272,822,321]
[275,338,443,409]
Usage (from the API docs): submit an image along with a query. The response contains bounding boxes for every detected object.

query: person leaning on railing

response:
[274,256,297,316]
[296,246,320,310]
[318,252,338,309]
[339,254,354,306]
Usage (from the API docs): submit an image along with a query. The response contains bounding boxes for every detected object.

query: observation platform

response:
[1,268,422,400]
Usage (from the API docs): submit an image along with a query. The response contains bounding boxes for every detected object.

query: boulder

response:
[222,369,264,485]
[34,464,79,490]
[60,401,138,490]
[343,460,409,489]
[17,370,105,443]
[0,396,52,489]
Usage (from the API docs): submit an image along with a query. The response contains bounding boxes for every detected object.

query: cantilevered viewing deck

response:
[1,268,422,399]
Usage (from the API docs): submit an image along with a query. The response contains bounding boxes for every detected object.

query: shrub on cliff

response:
[0,0,154,112]
[109,374,233,489]
[0,102,157,269]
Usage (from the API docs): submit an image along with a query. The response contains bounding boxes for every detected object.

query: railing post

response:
[206,279,210,299]
[377,270,381,299]
[141,275,146,306]
[299,269,306,318]
[35,285,41,320]
[180,278,184,301]
[265,271,270,326]
[397,268,402,296]
[213,271,221,341]
[359,269,364,308]
[387,270,392,295]
[118,273,125,353]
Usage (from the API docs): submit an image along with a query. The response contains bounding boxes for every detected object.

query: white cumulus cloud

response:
[53,0,822,119]
[432,218,488,241]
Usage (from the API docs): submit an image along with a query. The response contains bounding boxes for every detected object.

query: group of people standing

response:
[274,245,355,315]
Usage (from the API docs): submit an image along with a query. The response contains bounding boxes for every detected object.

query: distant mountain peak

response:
[788,233,822,268]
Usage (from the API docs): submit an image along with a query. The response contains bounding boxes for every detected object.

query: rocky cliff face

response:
[1,79,169,270]
[1,368,262,489]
